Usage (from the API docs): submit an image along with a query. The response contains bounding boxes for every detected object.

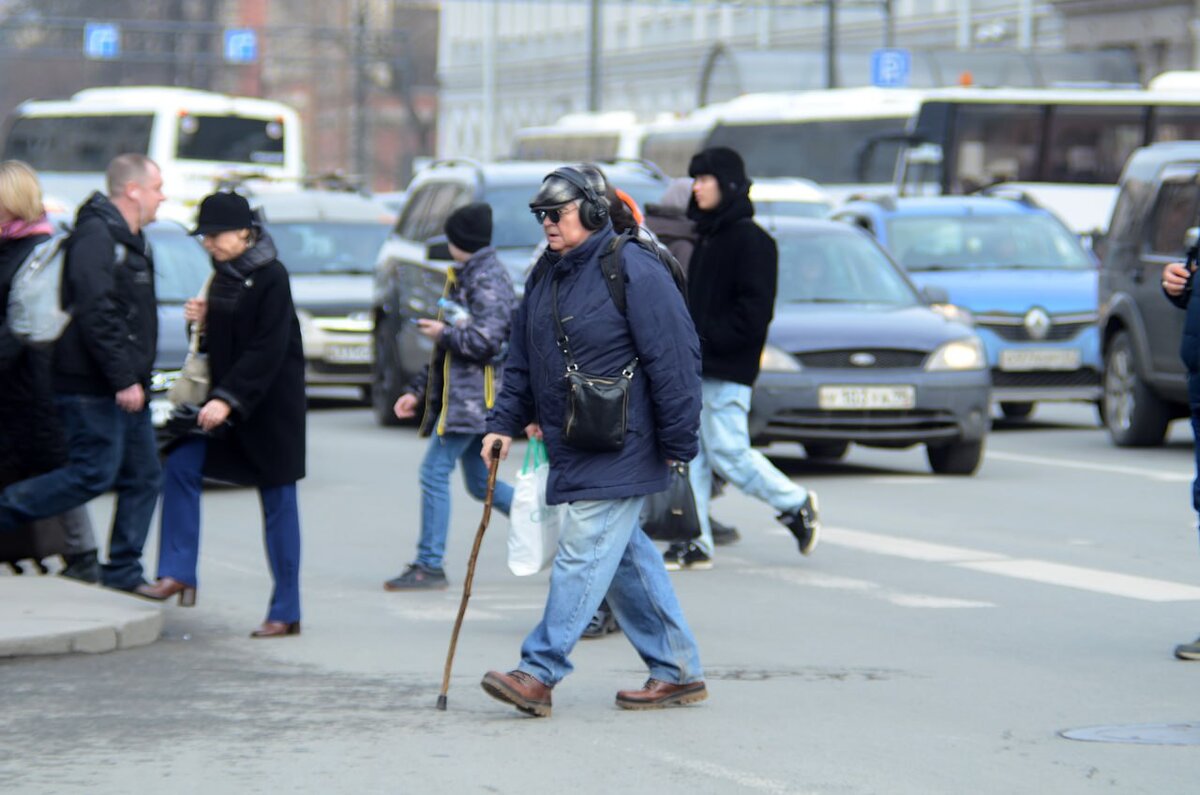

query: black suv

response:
[1098,141,1200,446]
[370,158,669,425]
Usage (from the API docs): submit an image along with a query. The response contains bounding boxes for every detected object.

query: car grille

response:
[308,361,372,376]
[764,408,961,440]
[977,321,1092,342]
[990,369,1100,388]
[795,349,927,369]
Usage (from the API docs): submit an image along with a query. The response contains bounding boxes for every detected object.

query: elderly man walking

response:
[479,164,706,717]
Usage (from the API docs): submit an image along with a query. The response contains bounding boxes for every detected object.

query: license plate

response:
[818,385,916,411]
[998,348,1080,372]
[326,343,372,364]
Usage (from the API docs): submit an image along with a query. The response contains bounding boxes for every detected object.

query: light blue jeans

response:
[688,378,808,556]
[518,496,704,687]
[416,433,513,571]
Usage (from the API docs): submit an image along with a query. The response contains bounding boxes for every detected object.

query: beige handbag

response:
[167,273,214,406]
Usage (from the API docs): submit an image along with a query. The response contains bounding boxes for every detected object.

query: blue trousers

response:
[157,439,301,623]
[0,394,160,590]
[415,433,513,570]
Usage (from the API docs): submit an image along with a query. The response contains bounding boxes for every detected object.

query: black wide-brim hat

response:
[190,191,254,236]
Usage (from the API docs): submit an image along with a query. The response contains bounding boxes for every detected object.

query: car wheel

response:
[803,441,849,460]
[1103,330,1169,447]
[372,320,404,427]
[926,439,984,476]
[999,401,1034,420]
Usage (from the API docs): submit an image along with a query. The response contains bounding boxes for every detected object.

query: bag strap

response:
[186,272,216,354]
[550,272,637,379]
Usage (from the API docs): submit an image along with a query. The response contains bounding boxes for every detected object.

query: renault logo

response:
[1024,307,1052,340]
[849,352,876,367]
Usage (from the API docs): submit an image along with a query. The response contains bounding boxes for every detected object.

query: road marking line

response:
[986,450,1191,482]
[748,567,994,609]
[656,752,820,795]
[822,527,1200,602]
[956,559,1200,602]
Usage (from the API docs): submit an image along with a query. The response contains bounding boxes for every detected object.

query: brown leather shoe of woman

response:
[615,678,707,710]
[250,621,301,638]
[480,670,552,717]
[136,577,197,606]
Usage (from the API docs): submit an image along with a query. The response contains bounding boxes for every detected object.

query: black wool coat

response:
[0,234,68,487]
[686,193,778,386]
[202,238,306,488]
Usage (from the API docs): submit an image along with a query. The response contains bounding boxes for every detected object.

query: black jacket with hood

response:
[685,147,778,387]
[54,192,158,395]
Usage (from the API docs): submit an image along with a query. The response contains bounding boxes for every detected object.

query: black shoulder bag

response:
[551,275,637,452]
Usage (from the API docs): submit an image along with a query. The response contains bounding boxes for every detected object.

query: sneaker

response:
[582,602,620,639]
[1175,636,1200,660]
[60,550,100,584]
[711,518,741,547]
[664,542,712,571]
[779,492,820,556]
[383,563,448,591]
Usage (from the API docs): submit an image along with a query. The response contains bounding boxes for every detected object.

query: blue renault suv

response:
[833,196,1101,421]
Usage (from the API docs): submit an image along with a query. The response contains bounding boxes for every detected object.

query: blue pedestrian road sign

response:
[871,48,912,88]
[83,23,120,60]
[224,29,259,64]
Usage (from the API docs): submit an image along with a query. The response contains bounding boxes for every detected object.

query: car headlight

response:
[760,344,803,373]
[295,309,326,358]
[931,303,974,326]
[925,336,985,371]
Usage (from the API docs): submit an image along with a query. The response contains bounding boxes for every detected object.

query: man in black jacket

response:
[0,154,164,594]
[666,146,819,571]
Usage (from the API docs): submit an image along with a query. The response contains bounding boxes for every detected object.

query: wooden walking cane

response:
[437,439,504,711]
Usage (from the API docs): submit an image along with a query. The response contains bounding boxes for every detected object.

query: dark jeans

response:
[0,393,162,589]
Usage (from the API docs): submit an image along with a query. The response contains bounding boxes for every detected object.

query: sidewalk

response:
[0,577,163,657]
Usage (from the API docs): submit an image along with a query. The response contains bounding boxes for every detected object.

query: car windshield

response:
[268,222,390,274]
[146,224,212,303]
[756,200,831,219]
[775,230,918,306]
[885,214,1093,271]
[483,175,667,249]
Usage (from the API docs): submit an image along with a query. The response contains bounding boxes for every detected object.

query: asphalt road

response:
[3,398,1200,794]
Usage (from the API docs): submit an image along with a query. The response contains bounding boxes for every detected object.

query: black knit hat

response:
[687,146,751,195]
[444,202,492,253]
[190,191,254,236]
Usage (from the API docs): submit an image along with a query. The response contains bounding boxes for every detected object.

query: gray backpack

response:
[7,231,72,345]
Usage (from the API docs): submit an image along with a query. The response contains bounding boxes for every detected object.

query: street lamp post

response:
[588,0,602,111]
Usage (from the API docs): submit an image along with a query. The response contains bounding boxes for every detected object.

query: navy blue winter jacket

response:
[487,224,701,504]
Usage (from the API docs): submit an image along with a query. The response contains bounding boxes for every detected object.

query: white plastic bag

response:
[507,439,560,576]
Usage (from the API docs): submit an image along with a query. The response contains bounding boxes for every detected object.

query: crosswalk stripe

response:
[986,450,1192,482]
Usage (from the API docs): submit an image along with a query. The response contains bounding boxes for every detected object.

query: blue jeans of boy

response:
[518,496,704,687]
[415,433,513,571]
[0,393,160,590]
[688,379,808,556]
[157,438,301,623]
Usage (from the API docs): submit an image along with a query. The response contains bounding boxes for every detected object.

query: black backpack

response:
[531,230,688,314]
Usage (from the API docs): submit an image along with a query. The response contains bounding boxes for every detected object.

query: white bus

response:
[896,85,1200,234]
[638,87,924,203]
[511,111,644,163]
[2,86,304,209]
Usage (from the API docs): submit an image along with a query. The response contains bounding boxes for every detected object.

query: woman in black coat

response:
[142,191,307,638]
[0,159,97,578]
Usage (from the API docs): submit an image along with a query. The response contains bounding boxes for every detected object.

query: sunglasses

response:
[531,204,578,224]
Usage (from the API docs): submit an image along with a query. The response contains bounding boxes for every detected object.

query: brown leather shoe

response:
[250,621,301,638]
[615,678,708,710]
[136,577,197,606]
[480,670,552,717]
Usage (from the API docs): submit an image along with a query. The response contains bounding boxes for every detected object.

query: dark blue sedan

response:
[749,219,991,475]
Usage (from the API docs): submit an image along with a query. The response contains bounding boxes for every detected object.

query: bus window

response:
[176,115,286,165]
[640,130,709,177]
[3,115,153,172]
[1151,106,1200,142]
[948,104,1043,193]
[1044,105,1144,184]
[514,134,619,162]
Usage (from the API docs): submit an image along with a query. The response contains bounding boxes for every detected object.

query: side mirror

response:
[920,285,950,305]
[426,236,452,262]
[1185,226,1200,253]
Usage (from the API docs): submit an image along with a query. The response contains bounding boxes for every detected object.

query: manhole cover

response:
[1060,722,1200,745]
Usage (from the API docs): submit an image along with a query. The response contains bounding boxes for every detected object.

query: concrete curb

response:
[0,577,164,657]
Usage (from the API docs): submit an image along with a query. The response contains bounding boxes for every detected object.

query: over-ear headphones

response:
[552,166,609,230]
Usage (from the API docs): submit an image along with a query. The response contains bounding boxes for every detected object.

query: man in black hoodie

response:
[666,146,819,571]
[0,154,164,594]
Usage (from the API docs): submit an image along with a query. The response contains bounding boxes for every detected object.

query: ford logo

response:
[849,352,876,367]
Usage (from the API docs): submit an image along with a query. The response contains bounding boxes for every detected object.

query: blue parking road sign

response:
[871,48,911,88]
[224,29,258,64]
[84,23,120,60]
